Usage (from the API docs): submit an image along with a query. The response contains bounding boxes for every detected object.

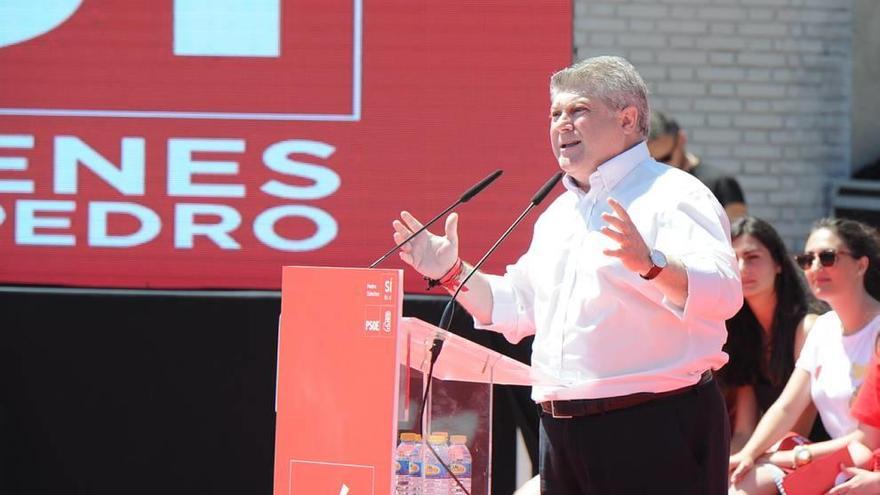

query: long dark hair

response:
[721,217,816,387]
[811,218,880,301]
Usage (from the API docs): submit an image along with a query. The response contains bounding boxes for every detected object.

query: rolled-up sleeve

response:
[473,264,537,344]
[678,251,742,321]
[657,189,743,321]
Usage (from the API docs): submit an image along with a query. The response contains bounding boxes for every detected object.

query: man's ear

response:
[619,106,640,134]
[678,129,688,149]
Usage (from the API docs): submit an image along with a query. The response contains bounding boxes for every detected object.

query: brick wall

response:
[573,0,854,248]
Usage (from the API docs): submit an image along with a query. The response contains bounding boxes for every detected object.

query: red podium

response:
[273,266,556,495]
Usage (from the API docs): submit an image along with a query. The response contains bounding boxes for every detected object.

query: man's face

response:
[549,91,629,185]
[647,132,686,169]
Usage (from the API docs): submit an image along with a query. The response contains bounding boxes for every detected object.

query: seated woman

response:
[828,336,880,494]
[753,316,880,494]
[721,217,823,453]
[728,218,880,495]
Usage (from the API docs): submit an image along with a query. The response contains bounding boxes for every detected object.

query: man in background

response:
[648,111,748,222]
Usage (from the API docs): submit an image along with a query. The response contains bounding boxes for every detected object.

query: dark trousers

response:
[539,379,730,494]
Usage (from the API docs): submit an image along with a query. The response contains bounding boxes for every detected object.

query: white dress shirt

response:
[475,142,743,401]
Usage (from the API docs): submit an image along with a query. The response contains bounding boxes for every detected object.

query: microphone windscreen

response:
[531,172,563,205]
[460,169,503,202]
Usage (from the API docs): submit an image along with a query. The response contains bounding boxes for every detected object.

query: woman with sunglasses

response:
[729,218,880,495]
[720,217,824,455]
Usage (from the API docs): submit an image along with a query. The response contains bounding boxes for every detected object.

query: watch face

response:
[650,249,667,268]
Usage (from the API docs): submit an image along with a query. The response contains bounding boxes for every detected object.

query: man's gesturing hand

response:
[600,197,652,276]
[392,211,460,279]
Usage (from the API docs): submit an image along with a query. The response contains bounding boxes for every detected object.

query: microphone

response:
[368,169,503,268]
[437,171,563,331]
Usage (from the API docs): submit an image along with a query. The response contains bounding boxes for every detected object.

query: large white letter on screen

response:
[54,136,146,195]
[175,203,242,249]
[0,134,35,193]
[167,138,246,198]
[16,200,76,246]
[253,205,337,252]
[261,140,341,200]
[88,202,161,248]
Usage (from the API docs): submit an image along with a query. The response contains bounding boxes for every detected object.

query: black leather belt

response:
[540,370,713,419]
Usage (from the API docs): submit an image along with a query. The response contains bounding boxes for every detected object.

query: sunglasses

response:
[794,249,854,270]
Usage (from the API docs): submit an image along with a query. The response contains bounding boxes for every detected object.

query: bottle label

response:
[449,462,471,477]
[409,460,422,476]
[424,462,448,478]
[395,459,409,476]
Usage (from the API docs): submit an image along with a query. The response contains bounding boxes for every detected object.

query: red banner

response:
[0,0,571,291]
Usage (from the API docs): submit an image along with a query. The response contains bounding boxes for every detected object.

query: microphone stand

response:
[416,171,564,495]
[368,169,502,268]
[375,169,500,493]
[439,171,564,332]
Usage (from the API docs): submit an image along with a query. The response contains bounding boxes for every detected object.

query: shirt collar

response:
[562,141,651,195]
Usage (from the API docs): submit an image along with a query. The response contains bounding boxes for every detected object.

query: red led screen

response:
[0,0,571,291]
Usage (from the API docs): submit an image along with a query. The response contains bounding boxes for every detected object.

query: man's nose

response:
[555,113,573,131]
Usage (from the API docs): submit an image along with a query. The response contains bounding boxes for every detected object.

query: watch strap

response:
[640,264,663,280]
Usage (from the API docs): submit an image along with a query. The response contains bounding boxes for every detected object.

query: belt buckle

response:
[550,401,573,419]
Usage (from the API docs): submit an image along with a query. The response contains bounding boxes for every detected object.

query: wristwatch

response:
[792,445,812,469]
[640,249,668,280]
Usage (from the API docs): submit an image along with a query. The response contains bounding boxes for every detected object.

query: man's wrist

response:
[640,248,668,280]
[639,252,653,274]
[424,258,469,293]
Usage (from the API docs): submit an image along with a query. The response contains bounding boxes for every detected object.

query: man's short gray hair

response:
[550,56,650,138]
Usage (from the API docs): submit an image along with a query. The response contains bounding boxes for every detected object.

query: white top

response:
[795,312,880,438]
[475,142,743,401]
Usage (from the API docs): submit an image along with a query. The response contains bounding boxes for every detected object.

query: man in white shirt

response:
[392,56,743,494]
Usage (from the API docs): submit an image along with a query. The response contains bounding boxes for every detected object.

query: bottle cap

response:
[450,435,467,444]
[429,434,446,444]
[400,432,419,442]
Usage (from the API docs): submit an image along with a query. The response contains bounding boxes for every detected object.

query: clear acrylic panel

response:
[394,316,558,495]
[395,323,492,495]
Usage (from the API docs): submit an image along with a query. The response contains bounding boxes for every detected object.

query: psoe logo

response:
[0,0,363,121]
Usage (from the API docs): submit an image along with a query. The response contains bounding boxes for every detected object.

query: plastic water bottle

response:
[408,434,423,495]
[423,434,450,495]
[395,433,418,494]
[448,435,472,494]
